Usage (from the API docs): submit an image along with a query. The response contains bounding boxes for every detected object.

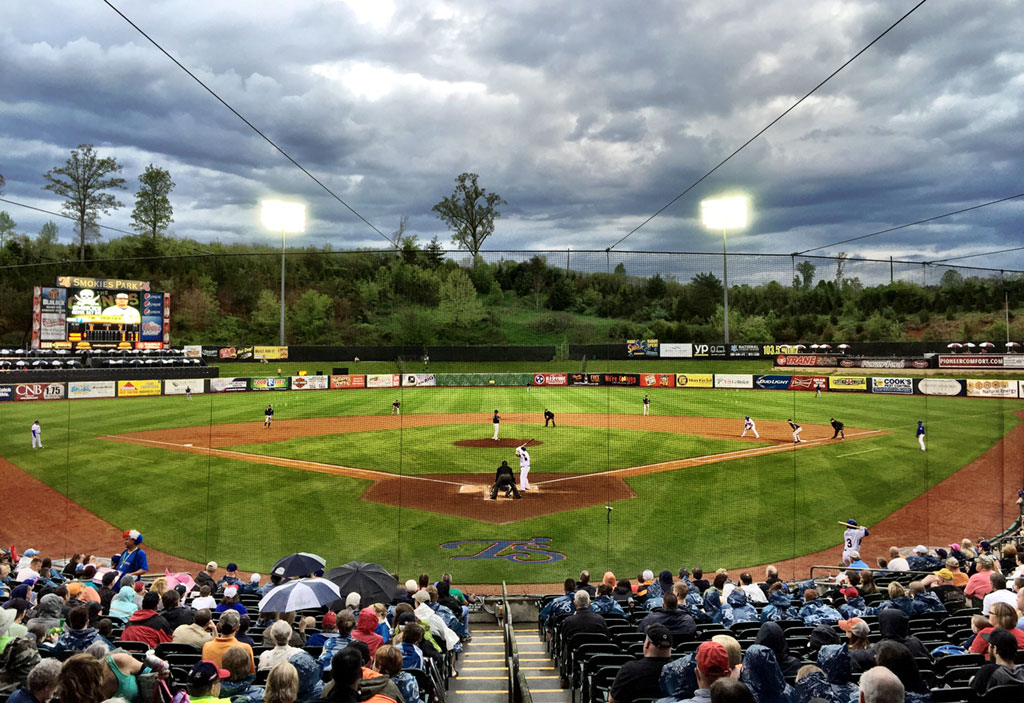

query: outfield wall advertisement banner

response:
[714,374,753,389]
[210,378,249,392]
[435,373,532,387]
[291,376,329,390]
[776,354,837,367]
[659,343,693,358]
[403,374,437,387]
[626,339,659,357]
[0,386,13,401]
[640,374,675,388]
[788,376,827,392]
[366,374,400,388]
[251,377,290,391]
[13,382,66,401]
[164,379,205,395]
[330,375,366,389]
[68,381,116,399]
[675,373,713,388]
[871,377,914,395]
[569,373,602,386]
[117,380,161,397]
[692,344,727,358]
[915,379,965,396]
[938,355,1008,368]
[255,346,289,360]
[966,379,1018,398]
[753,375,791,390]
[532,373,567,386]
[729,344,762,357]
[183,345,202,359]
[828,376,868,391]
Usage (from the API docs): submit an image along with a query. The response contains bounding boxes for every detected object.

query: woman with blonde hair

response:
[961,539,977,559]
[264,661,299,703]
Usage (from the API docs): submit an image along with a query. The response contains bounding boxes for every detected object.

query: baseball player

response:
[642,394,650,416]
[741,416,759,438]
[917,420,925,451]
[787,418,804,443]
[264,404,274,428]
[830,418,845,440]
[544,409,556,427]
[392,400,401,415]
[489,460,521,500]
[838,519,869,566]
[30,420,42,449]
[515,444,531,491]
[185,385,192,400]
[492,410,500,441]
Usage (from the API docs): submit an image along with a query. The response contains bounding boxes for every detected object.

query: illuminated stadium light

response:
[700,195,749,345]
[261,199,306,345]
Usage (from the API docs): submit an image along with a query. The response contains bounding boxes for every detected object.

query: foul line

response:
[837,447,884,458]
[101,435,468,487]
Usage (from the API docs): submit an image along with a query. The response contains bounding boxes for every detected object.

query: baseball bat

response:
[837,521,859,528]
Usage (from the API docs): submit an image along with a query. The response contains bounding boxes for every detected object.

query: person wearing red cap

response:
[116,530,148,582]
[684,641,734,703]
[609,624,675,703]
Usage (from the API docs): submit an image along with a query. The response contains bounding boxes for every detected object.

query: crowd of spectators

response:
[0,539,477,703]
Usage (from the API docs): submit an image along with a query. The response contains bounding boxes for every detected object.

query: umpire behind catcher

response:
[490,460,522,500]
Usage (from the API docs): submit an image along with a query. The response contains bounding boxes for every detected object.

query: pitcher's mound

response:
[454,438,544,448]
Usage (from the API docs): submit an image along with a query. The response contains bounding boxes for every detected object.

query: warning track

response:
[101,414,882,524]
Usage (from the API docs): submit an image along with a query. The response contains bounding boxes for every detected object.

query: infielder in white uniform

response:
[31,420,42,449]
[741,416,759,438]
[839,519,869,566]
[515,445,531,491]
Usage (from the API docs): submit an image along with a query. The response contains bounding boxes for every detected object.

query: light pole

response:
[260,199,306,346]
[700,196,749,345]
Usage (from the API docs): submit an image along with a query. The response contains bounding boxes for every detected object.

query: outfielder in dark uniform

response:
[544,409,556,427]
[830,418,845,440]
[264,404,274,428]
[490,460,521,499]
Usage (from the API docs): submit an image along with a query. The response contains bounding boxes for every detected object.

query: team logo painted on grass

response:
[440,537,566,563]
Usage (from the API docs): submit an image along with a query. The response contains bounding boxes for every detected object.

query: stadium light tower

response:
[261,199,306,346]
[700,195,749,345]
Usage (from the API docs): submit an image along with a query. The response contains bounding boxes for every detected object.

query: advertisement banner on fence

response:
[714,374,754,389]
[753,375,792,390]
[626,339,659,358]
[14,382,66,401]
[183,345,202,359]
[255,346,289,360]
[871,377,914,395]
[776,354,837,367]
[403,374,437,387]
[569,373,602,386]
[251,377,290,391]
[602,374,639,387]
[0,385,13,401]
[68,381,116,399]
[1020,381,1024,397]
[164,379,205,395]
[916,378,965,397]
[1005,356,1024,368]
[675,373,713,388]
[966,379,1018,398]
[330,374,366,389]
[210,378,249,392]
[117,380,161,397]
[640,373,676,388]
[217,346,254,360]
[290,375,329,390]
[366,374,400,388]
[729,344,762,357]
[788,376,827,392]
[659,343,693,358]
[938,355,1004,368]
[436,373,531,387]
[692,343,727,358]
[532,373,567,386]
[828,376,868,391]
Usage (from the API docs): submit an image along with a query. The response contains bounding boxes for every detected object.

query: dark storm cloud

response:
[0,0,1022,269]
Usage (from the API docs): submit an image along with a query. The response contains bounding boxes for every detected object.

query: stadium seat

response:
[929,687,973,703]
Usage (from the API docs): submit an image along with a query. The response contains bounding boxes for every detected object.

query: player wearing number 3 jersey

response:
[839,519,869,566]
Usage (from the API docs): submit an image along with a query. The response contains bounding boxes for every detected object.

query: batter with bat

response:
[838,519,869,566]
[516,440,533,491]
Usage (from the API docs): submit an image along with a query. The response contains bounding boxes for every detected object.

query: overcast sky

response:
[1,0,1022,272]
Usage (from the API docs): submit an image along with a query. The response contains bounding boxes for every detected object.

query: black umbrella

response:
[324,561,398,606]
[272,552,326,578]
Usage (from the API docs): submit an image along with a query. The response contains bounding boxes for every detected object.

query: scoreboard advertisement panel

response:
[32,278,170,350]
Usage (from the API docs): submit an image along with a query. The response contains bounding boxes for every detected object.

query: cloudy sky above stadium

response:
[1,0,1022,268]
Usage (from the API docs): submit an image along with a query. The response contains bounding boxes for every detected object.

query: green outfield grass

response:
[1,385,1021,583]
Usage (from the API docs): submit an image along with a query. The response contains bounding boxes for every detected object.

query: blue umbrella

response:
[258,578,340,613]
[272,552,326,578]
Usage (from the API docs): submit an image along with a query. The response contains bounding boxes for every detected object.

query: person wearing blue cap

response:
[916,420,926,451]
[838,519,869,567]
[187,660,230,702]
[217,564,242,589]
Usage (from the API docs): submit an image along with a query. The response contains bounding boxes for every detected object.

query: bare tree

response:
[42,144,125,260]
[391,215,409,253]
[432,172,506,262]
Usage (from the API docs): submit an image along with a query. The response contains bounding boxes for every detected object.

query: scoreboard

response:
[32,277,170,350]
